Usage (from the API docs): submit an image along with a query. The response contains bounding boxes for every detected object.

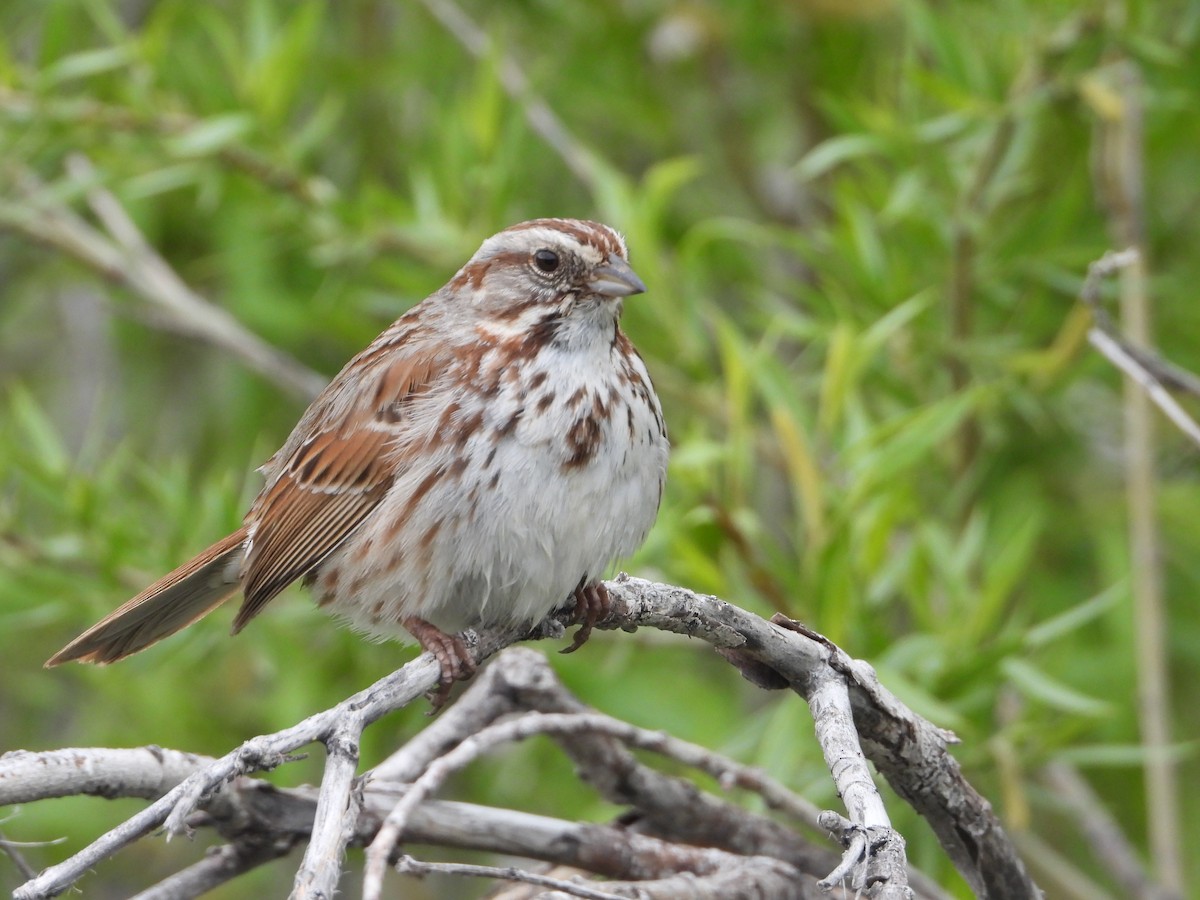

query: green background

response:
[2,1,1199,897]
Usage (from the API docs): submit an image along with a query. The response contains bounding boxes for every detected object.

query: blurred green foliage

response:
[2,0,1200,897]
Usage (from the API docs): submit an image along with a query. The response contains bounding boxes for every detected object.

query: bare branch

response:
[413,0,604,192]
[395,855,628,900]
[1081,249,1200,447]
[13,578,1032,899]
[1042,761,1179,900]
[363,710,821,899]
[0,747,217,805]
[1086,329,1200,447]
[377,647,843,876]
[806,666,892,830]
[1092,60,1181,890]
[0,830,42,881]
[289,719,365,900]
[807,671,909,898]
[0,159,327,401]
[11,651,445,900]
[129,839,296,900]
[817,813,870,889]
[397,853,816,900]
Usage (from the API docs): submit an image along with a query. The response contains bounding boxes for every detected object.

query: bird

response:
[46,218,670,697]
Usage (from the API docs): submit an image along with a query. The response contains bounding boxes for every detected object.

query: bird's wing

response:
[234,348,443,631]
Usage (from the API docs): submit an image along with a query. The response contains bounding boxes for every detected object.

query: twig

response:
[129,839,296,900]
[0,830,42,881]
[1087,329,1200,446]
[366,790,820,894]
[395,855,626,900]
[0,747,217,806]
[413,0,604,192]
[1090,58,1182,893]
[369,648,851,882]
[67,154,328,400]
[0,753,856,899]
[816,813,869,890]
[1079,251,1200,398]
[207,775,841,892]
[0,159,327,401]
[806,667,892,830]
[1011,831,1119,900]
[397,853,816,900]
[1079,250,1200,447]
[806,669,909,897]
[12,651,448,899]
[1042,761,1179,900]
[363,710,821,899]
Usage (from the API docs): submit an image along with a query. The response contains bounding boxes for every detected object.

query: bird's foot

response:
[404,616,476,710]
[561,580,611,654]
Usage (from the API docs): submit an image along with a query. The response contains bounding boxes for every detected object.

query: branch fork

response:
[6,578,1037,899]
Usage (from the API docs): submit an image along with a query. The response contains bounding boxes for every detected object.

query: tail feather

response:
[45,527,249,666]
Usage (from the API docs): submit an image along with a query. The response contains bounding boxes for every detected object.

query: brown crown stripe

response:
[502,219,625,258]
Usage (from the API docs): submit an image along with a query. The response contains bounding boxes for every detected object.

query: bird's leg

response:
[403,616,476,709]
[560,579,611,654]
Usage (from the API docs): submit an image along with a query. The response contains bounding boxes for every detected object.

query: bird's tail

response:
[45,526,249,666]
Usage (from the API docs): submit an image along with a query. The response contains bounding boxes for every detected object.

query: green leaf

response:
[848,389,982,499]
[41,45,134,85]
[1001,658,1110,717]
[1025,582,1126,649]
[7,388,69,479]
[794,134,884,181]
[165,113,254,157]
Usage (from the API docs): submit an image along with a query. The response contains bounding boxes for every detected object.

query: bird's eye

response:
[533,249,560,273]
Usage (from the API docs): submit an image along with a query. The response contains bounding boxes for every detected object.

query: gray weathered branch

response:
[8,577,1033,899]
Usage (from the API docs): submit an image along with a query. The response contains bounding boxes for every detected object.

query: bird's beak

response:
[589,253,647,297]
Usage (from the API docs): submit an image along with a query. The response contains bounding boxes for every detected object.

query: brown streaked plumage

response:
[46,218,670,700]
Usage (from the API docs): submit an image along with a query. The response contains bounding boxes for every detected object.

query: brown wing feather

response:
[233,350,442,631]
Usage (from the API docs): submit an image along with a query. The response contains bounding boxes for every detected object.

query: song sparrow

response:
[46,218,669,694]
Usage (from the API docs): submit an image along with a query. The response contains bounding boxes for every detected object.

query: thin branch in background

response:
[946,53,1038,473]
[944,13,1101,477]
[0,158,328,402]
[128,839,297,900]
[0,830,46,881]
[1011,832,1120,900]
[0,88,455,268]
[412,0,604,193]
[1080,250,1200,447]
[1086,328,1200,447]
[1089,57,1183,896]
[1042,761,1176,900]
[1080,250,1200,398]
[66,154,328,401]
